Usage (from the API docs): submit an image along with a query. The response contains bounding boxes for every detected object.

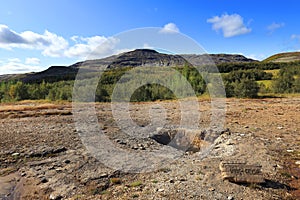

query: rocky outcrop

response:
[107,49,191,69]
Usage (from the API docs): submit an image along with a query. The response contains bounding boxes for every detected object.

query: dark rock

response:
[40,177,48,183]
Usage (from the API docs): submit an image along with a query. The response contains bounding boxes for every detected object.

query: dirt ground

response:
[0,97,299,200]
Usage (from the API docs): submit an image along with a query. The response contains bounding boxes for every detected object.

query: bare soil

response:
[0,98,299,200]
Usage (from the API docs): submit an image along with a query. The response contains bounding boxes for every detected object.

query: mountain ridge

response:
[0,49,260,82]
[263,51,300,63]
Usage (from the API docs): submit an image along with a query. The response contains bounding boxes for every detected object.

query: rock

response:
[11,153,20,157]
[220,161,264,184]
[139,146,146,150]
[40,177,48,183]
[157,188,164,192]
[228,195,234,200]
[49,193,63,200]
[226,139,234,145]
[287,149,294,153]
[295,161,300,165]
[208,187,215,191]
[132,145,138,150]
[64,159,71,164]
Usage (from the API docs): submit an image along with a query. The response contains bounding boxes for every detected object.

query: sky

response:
[1,0,300,75]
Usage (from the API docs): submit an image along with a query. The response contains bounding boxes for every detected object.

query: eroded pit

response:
[149,127,230,152]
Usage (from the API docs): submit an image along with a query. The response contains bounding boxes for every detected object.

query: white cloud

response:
[65,36,120,59]
[267,22,284,34]
[207,14,251,38]
[0,24,120,59]
[160,23,180,34]
[0,58,42,74]
[246,54,267,61]
[291,34,300,40]
[25,57,40,65]
[0,25,69,57]
[8,58,21,63]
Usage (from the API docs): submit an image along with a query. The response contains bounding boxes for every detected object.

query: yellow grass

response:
[0,101,64,112]
[264,69,279,78]
[257,80,273,89]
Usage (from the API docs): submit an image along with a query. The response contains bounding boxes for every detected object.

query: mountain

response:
[180,54,257,66]
[21,66,78,83]
[0,49,258,83]
[106,49,192,68]
[263,52,300,63]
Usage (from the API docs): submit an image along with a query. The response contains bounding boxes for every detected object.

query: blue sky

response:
[1,0,300,74]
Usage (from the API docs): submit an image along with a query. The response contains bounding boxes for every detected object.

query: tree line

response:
[0,63,299,102]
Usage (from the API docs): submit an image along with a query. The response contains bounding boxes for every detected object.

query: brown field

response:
[0,97,299,199]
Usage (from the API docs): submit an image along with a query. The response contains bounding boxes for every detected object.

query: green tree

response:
[8,81,29,100]
[233,78,259,98]
[273,71,294,93]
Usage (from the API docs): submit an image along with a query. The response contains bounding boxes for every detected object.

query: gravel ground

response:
[0,97,299,199]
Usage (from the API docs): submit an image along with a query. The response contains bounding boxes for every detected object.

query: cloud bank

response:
[0,24,119,59]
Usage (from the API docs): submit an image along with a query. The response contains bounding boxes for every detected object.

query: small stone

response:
[55,168,63,173]
[244,126,249,128]
[169,179,174,183]
[157,188,164,192]
[226,139,234,145]
[277,126,284,130]
[274,164,283,169]
[49,193,63,200]
[287,149,294,153]
[132,146,138,150]
[208,187,215,191]
[40,177,48,183]
[12,153,20,157]
[21,172,26,177]
[64,159,71,164]
[139,146,146,150]
[295,161,300,165]
[228,196,234,200]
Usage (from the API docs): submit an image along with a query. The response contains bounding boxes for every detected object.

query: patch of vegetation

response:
[110,178,121,185]
[152,179,158,184]
[129,181,143,187]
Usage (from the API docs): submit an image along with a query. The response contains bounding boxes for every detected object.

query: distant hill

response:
[264,52,300,63]
[180,54,257,66]
[0,49,259,83]
[21,66,78,83]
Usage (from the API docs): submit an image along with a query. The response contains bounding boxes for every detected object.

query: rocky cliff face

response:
[107,49,191,69]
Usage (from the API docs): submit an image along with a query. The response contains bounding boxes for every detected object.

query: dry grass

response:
[0,101,72,119]
[0,104,59,112]
[0,100,70,112]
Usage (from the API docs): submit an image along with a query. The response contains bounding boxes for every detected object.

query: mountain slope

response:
[180,54,258,66]
[264,52,300,63]
[0,49,259,83]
